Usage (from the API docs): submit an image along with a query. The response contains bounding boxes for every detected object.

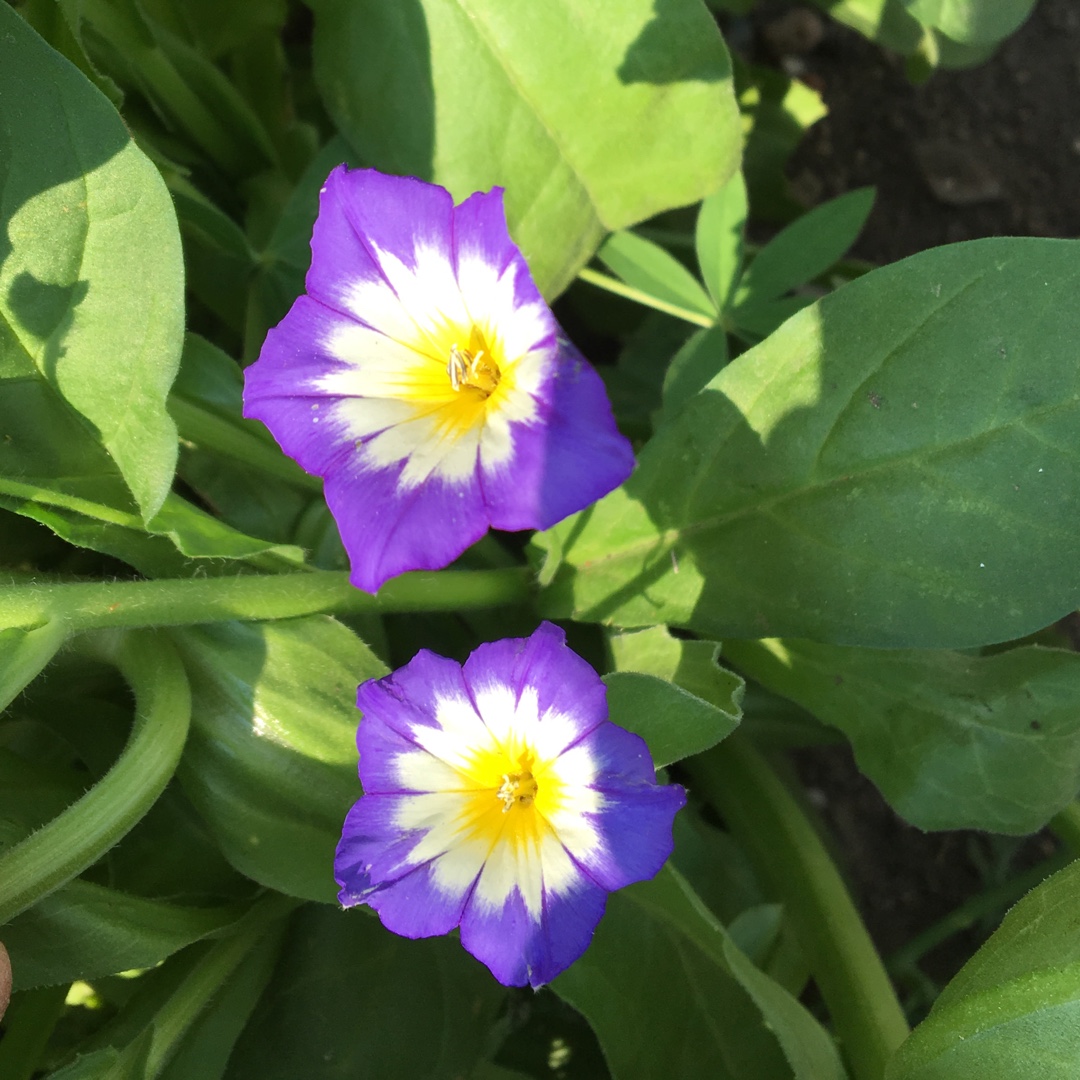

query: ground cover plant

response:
[1,0,1077,1077]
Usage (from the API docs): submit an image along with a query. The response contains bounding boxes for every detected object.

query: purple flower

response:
[243,166,633,592]
[334,622,686,988]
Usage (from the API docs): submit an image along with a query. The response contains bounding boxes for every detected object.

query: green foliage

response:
[310,0,741,296]
[537,238,1080,649]
[888,860,1080,1078]
[724,638,1080,834]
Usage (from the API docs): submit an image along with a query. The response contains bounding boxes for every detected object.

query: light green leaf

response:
[807,0,924,53]
[310,0,741,296]
[172,617,386,902]
[887,860,1080,1079]
[224,904,505,1080]
[735,187,875,305]
[725,638,1080,834]
[0,3,184,522]
[901,0,1036,46]
[696,171,748,311]
[536,238,1080,649]
[0,622,68,714]
[598,232,717,320]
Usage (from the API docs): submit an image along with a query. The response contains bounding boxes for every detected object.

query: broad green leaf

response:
[661,324,730,416]
[696,171,747,311]
[3,881,243,991]
[535,238,1080,649]
[138,0,287,59]
[553,865,846,1080]
[603,672,737,769]
[224,905,505,1080]
[0,4,183,522]
[172,617,386,902]
[724,638,1080,834]
[901,0,1036,46]
[887,860,1080,1079]
[310,0,741,296]
[597,232,717,320]
[0,748,88,851]
[735,188,875,305]
[606,626,743,765]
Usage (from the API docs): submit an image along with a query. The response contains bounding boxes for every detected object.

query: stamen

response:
[447,342,500,396]
[496,770,538,813]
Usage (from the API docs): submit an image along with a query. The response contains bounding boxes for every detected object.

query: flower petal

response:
[459,866,609,988]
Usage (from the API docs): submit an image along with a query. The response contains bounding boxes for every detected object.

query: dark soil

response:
[730,0,1078,993]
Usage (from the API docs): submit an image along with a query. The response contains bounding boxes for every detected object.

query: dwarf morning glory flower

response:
[334,622,686,988]
[243,166,634,592]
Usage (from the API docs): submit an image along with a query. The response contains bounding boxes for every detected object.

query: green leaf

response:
[535,238,1080,649]
[597,232,717,321]
[224,904,506,1080]
[552,865,847,1080]
[0,3,184,522]
[661,324,730,416]
[172,617,386,902]
[807,0,924,53]
[696,171,748,312]
[0,622,68,714]
[603,672,736,769]
[900,0,1036,46]
[735,188,875,306]
[724,638,1080,835]
[310,0,741,296]
[887,860,1080,1079]
[605,625,743,766]
[3,881,243,991]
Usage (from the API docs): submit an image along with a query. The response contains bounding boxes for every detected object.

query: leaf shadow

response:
[616,0,732,86]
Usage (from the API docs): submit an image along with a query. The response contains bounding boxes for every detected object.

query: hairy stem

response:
[0,567,532,633]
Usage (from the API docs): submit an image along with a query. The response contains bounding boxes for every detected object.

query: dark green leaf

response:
[536,239,1080,649]
[172,617,386,902]
[0,3,183,522]
[311,0,741,296]
[724,638,1080,834]
[887,860,1080,1079]
[224,905,505,1080]
[735,188,875,306]
[3,881,243,991]
[661,324,730,416]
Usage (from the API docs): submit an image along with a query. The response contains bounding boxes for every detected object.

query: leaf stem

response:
[0,631,191,925]
[0,567,532,633]
[688,736,909,1080]
[577,267,716,328]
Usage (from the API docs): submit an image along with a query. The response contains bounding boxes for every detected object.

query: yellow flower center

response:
[496,764,539,812]
[448,343,501,397]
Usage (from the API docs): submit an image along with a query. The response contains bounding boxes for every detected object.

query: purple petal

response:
[481,340,635,532]
[459,871,608,988]
[325,460,489,593]
[306,166,455,320]
[462,622,608,751]
[357,649,468,743]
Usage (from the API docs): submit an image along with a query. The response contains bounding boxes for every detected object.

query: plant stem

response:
[577,267,716,328]
[0,631,191,925]
[688,736,909,1080]
[0,567,532,633]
